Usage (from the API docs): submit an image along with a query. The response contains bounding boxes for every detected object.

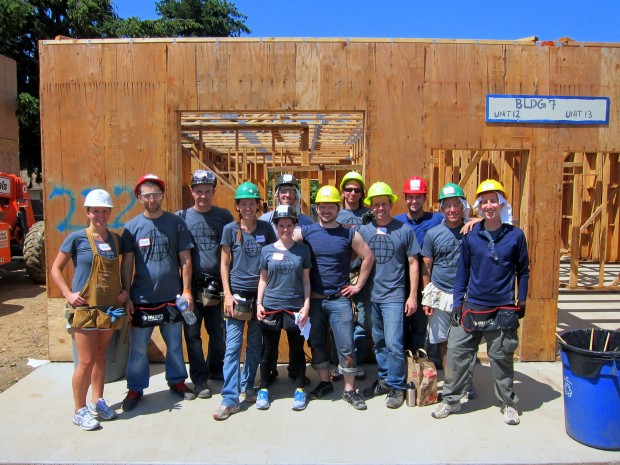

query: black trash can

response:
[559,328,620,450]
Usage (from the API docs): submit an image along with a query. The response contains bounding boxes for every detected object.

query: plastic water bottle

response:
[175,294,196,325]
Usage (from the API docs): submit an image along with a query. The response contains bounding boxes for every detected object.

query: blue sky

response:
[114,0,620,42]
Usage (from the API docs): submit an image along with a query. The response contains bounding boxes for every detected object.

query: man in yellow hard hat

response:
[432,179,529,425]
[294,185,375,410]
[358,182,420,408]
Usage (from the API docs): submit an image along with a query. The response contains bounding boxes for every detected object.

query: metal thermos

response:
[406,382,416,407]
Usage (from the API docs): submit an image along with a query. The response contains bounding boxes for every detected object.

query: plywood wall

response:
[40,38,620,362]
[0,55,18,174]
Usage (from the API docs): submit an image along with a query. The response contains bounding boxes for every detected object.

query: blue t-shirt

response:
[259,242,312,310]
[179,206,234,279]
[60,229,123,293]
[393,211,443,251]
[220,220,277,293]
[421,223,464,293]
[359,219,420,302]
[122,212,193,304]
[301,223,354,295]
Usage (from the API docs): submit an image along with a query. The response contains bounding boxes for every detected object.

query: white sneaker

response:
[431,402,462,419]
[88,398,117,421]
[502,405,520,425]
[73,406,100,430]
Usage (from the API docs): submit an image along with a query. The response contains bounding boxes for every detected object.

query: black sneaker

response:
[363,379,390,398]
[122,390,143,412]
[386,388,405,409]
[168,381,197,400]
[194,381,212,399]
[308,381,334,400]
[342,389,367,410]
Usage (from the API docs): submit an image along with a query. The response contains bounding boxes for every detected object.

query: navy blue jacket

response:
[453,222,529,309]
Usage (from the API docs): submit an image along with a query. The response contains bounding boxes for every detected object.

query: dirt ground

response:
[0,260,48,393]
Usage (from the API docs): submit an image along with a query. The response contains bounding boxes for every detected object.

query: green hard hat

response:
[235,181,261,200]
[438,183,466,200]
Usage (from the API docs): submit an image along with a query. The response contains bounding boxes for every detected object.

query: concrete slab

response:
[1,362,619,465]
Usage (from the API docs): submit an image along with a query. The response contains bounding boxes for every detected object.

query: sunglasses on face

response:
[343,187,362,193]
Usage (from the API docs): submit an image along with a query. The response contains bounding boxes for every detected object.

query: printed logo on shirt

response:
[368,234,395,264]
[139,230,171,262]
[191,222,219,251]
[243,238,263,258]
[274,255,296,275]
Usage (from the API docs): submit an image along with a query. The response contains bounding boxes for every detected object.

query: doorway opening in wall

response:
[560,152,620,289]
[180,111,365,217]
[428,149,529,227]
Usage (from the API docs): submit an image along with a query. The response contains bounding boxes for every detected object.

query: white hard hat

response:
[84,189,113,208]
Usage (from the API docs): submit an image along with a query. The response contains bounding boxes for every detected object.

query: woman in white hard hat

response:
[51,189,128,431]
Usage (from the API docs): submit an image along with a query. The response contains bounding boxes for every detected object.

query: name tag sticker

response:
[98,243,112,252]
[256,235,265,243]
[138,238,151,247]
[272,253,284,261]
[377,227,387,235]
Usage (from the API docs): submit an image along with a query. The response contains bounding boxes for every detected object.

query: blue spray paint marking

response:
[49,186,78,232]
[111,186,135,229]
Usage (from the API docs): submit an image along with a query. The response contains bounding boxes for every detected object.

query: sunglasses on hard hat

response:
[343,187,362,193]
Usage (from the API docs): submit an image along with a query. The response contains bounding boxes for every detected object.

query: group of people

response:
[51,169,529,430]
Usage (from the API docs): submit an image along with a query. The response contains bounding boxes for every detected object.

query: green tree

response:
[0,0,250,180]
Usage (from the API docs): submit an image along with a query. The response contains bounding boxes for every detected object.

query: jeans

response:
[183,299,225,384]
[221,317,262,407]
[353,294,371,365]
[126,322,187,392]
[371,301,406,390]
[309,297,356,374]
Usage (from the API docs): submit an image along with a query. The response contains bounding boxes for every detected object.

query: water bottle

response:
[406,382,416,407]
[175,294,196,325]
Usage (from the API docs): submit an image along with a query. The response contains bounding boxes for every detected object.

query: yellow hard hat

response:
[315,185,341,203]
[476,179,506,197]
[339,171,365,191]
[364,182,398,205]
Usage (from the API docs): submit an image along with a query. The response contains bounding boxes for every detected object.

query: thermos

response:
[406,382,416,407]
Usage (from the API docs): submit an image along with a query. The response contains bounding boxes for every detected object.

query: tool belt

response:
[232,291,257,321]
[132,301,182,328]
[461,304,520,333]
[65,305,124,330]
[193,276,222,307]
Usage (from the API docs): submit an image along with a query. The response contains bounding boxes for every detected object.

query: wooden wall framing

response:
[39,38,620,362]
[0,55,18,174]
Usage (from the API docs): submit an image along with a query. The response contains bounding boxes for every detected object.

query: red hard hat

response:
[134,174,166,198]
[403,176,428,194]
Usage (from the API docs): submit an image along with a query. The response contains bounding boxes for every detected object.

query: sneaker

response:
[431,401,462,419]
[88,398,117,421]
[213,404,240,421]
[355,366,366,381]
[122,390,143,412]
[256,389,270,410]
[244,388,257,403]
[363,379,390,398]
[342,389,367,410]
[330,367,343,382]
[168,381,196,400]
[386,388,405,409]
[308,381,334,400]
[194,381,212,399]
[502,405,520,425]
[73,406,100,431]
[464,385,477,400]
[292,388,307,411]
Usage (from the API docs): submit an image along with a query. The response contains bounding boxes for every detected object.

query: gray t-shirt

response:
[122,212,193,304]
[337,206,370,230]
[259,210,313,235]
[179,206,234,279]
[259,242,312,310]
[221,220,277,293]
[421,223,464,293]
[60,229,123,293]
[359,219,420,303]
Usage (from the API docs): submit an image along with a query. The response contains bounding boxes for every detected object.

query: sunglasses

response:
[343,187,362,193]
